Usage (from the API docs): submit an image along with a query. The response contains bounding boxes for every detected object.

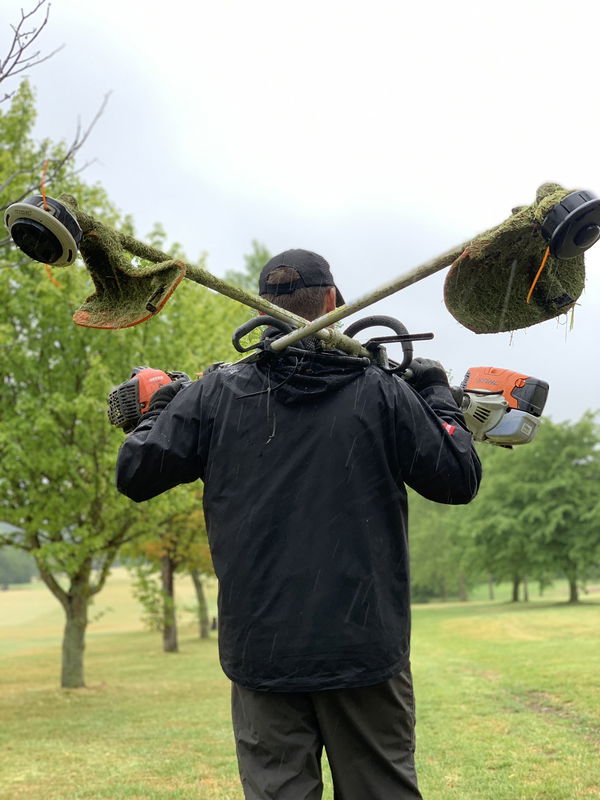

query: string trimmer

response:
[4,183,600,349]
[2,182,597,447]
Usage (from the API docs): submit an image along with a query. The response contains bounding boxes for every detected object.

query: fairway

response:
[0,571,598,800]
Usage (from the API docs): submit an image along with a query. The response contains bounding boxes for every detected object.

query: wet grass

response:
[0,573,598,799]
[414,598,600,799]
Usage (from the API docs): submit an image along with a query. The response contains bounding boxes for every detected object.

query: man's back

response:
[117,347,480,691]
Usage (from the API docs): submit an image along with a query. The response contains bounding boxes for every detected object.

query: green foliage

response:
[463,444,542,588]
[224,239,270,293]
[468,416,600,598]
[408,491,477,602]
[125,493,214,639]
[0,80,248,683]
[409,417,600,603]
[129,563,165,632]
[1,83,130,588]
[0,81,38,201]
[519,415,600,597]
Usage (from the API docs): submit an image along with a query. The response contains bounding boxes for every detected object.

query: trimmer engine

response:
[458,367,549,446]
[107,367,190,431]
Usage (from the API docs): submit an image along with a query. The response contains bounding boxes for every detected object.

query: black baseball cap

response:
[258,249,345,307]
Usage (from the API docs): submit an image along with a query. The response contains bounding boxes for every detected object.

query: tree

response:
[458,444,541,601]
[0,82,127,686]
[521,415,600,603]
[186,509,214,640]
[0,4,108,245]
[128,495,215,650]
[408,489,480,602]
[225,240,271,293]
[0,84,246,686]
[466,416,600,603]
[1,1,61,105]
[129,495,198,654]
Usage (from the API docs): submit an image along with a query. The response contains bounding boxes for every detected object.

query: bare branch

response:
[1,44,65,84]
[0,92,110,211]
[89,548,119,596]
[0,160,49,196]
[37,560,69,609]
[1,1,49,71]
[0,1,65,95]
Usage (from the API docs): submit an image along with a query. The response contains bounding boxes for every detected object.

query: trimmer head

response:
[443,183,596,334]
[4,194,186,329]
[541,190,600,259]
[4,195,82,267]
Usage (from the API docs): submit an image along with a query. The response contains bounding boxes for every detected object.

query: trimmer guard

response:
[56,195,187,329]
[72,258,186,329]
[444,183,586,334]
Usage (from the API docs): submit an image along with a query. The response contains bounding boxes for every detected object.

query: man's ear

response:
[324,286,337,313]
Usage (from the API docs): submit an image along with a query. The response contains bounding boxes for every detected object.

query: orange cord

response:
[526,246,550,304]
[40,159,63,287]
[40,159,49,210]
[44,263,62,287]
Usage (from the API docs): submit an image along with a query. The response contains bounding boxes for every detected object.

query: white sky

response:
[3,0,600,422]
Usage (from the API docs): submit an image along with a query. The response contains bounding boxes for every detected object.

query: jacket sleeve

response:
[393,379,482,505]
[115,380,207,503]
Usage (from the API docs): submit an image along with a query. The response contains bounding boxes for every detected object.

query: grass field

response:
[0,571,599,800]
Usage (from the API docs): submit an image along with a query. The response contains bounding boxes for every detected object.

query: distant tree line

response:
[0,545,37,589]
[409,413,600,604]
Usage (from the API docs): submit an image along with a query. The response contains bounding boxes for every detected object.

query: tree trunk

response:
[488,576,495,601]
[567,576,579,604]
[160,555,178,652]
[61,590,88,688]
[522,576,529,602]
[190,569,210,639]
[511,576,520,602]
[458,573,468,602]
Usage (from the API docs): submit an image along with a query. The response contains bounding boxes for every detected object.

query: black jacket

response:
[116,347,481,691]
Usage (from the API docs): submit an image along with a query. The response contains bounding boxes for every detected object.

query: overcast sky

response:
[3,0,600,423]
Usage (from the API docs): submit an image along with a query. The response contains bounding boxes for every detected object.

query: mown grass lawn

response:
[0,572,598,799]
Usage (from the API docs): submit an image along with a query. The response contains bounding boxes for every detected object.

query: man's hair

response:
[261,267,329,321]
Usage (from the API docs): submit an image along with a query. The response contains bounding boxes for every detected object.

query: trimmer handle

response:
[343,315,415,372]
[232,316,295,353]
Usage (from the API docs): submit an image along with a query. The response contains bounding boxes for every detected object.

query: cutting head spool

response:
[541,190,600,259]
[4,195,82,267]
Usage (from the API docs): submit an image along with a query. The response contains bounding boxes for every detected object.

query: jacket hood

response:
[252,340,370,405]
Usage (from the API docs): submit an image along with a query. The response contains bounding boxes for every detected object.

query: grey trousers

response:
[231,668,423,800]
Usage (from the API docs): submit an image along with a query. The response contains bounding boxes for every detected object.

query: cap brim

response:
[335,286,345,306]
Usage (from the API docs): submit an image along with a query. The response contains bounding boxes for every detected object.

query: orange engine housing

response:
[107,367,173,430]
[461,367,549,417]
[134,368,173,413]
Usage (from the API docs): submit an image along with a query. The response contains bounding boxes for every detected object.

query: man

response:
[116,249,482,799]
